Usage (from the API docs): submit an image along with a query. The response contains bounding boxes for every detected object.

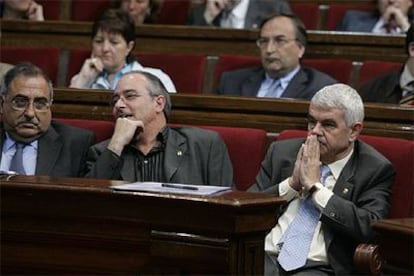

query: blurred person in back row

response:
[217,12,337,99]
[359,23,414,105]
[337,0,413,34]
[0,62,94,177]
[70,8,176,92]
[86,70,233,187]
[187,0,291,29]
[115,0,159,26]
[0,0,44,21]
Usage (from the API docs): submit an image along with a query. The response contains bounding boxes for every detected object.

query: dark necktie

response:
[9,143,26,175]
[277,165,331,271]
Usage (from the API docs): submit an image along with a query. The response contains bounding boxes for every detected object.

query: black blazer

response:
[0,121,95,177]
[217,66,337,99]
[248,138,395,275]
[86,126,234,187]
[359,69,403,104]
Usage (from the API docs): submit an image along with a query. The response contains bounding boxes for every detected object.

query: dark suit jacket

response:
[86,126,234,187]
[359,69,403,104]
[187,0,291,29]
[248,138,394,275]
[217,66,337,99]
[0,121,95,177]
[336,10,379,32]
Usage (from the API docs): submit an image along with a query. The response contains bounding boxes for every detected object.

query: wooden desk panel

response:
[372,218,414,275]
[51,88,414,141]
[1,175,283,274]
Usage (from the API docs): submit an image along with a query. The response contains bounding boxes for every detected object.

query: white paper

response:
[111,182,231,195]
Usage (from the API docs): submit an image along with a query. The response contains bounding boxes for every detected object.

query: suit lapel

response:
[241,68,265,96]
[164,129,187,182]
[281,69,306,98]
[36,126,62,175]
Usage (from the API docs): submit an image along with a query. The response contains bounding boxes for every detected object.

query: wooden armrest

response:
[353,243,383,275]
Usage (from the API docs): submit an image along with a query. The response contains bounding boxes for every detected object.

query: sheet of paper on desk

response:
[111,182,232,195]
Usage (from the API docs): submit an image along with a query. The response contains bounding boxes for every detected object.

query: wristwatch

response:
[308,182,324,195]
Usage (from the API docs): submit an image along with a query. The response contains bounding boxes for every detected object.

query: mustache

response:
[16,118,39,126]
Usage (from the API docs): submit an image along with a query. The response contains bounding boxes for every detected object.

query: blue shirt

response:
[257,66,300,98]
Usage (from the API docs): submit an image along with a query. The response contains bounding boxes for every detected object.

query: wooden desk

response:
[51,88,414,141]
[0,175,284,274]
[372,218,414,275]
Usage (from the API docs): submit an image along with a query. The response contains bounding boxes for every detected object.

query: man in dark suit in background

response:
[248,83,394,275]
[187,0,291,29]
[0,62,94,177]
[336,0,413,34]
[217,13,336,99]
[86,70,234,187]
[359,23,414,105]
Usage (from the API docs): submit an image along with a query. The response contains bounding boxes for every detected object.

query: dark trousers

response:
[264,251,335,276]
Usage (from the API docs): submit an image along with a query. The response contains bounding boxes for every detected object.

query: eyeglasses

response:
[7,96,51,112]
[256,36,297,49]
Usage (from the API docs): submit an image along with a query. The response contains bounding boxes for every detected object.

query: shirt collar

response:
[4,132,38,151]
[231,0,249,20]
[325,148,354,181]
[264,65,301,90]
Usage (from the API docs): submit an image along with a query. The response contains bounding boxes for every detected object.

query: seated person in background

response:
[337,0,413,34]
[248,83,394,275]
[115,0,159,26]
[0,0,44,21]
[0,62,95,177]
[0,62,14,83]
[187,0,291,29]
[69,8,176,92]
[359,24,414,105]
[217,13,336,99]
[86,70,234,186]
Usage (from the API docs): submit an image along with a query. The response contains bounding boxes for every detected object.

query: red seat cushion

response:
[54,118,114,143]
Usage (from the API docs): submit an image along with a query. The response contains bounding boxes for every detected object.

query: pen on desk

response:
[161,183,199,191]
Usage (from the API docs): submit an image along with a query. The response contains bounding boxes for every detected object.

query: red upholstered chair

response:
[136,52,207,93]
[325,3,376,30]
[0,47,60,85]
[37,0,60,20]
[290,2,320,30]
[71,0,112,21]
[154,0,191,25]
[199,125,267,191]
[358,60,402,87]
[302,58,353,84]
[170,124,268,191]
[66,49,91,85]
[213,54,261,93]
[54,118,114,143]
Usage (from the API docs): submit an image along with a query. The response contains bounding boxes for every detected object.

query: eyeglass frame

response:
[3,95,52,112]
[256,36,299,49]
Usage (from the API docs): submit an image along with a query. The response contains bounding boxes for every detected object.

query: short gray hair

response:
[310,83,364,127]
[0,62,54,99]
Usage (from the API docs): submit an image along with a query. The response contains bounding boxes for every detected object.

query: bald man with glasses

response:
[0,62,94,177]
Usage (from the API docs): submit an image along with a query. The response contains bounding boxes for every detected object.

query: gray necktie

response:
[9,143,26,175]
[277,165,331,271]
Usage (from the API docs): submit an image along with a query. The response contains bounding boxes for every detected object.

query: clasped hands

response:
[289,135,323,194]
[382,5,410,32]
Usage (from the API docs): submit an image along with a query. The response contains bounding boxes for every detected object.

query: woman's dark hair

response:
[92,8,136,63]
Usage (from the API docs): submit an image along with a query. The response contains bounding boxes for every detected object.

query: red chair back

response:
[67,49,91,85]
[302,58,353,84]
[71,0,112,21]
[54,118,114,143]
[136,52,207,93]
[290,2,320,30]
[38,0,60,20]
[277,129,414,218]
[155,0,191,25]
[358,60,402,87]
[0,47,60,85]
